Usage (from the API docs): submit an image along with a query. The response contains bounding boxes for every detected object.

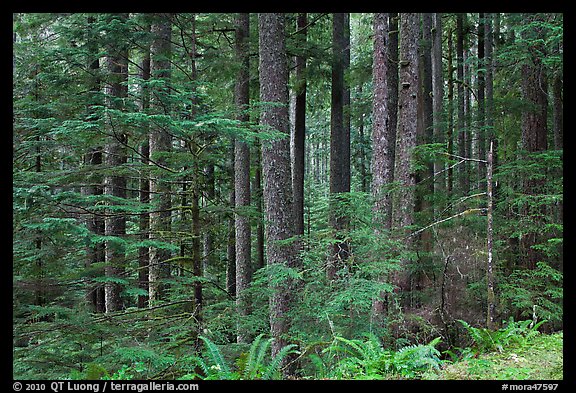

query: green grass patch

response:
[425,331,563,380]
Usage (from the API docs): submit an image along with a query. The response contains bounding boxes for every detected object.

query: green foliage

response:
[316,334,443,379]
[458,318,546,354]
[182,335,298,380]
[500,262,563,325]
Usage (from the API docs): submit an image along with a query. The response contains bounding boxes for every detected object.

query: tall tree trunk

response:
[414,12,434,308]
[552,72,563,150]
[258,13,299,377]
[253,141,265,271]
[484,13,495,151]
[456,14,468,196]
[226,143,236,297]
[189,13,203,331]
[370,13,394,319]
[343,13,351,195]
[138,25,151,309]
[477,13,486,191]
[486,140,496,329]
[391,13,419,304]
[371,12,393,230]
[432,13,444,195]
[83,15,105,312]
[234,12,252,344]
[328,13,349,281]
[357,95,368,193]
[293,13,307,238]
[103,13,129,313]
[520,14,548,270]
[148,14,172,304]
[447,28,454,195]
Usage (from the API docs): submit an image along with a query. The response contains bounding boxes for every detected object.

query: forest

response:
[13,13,563,381]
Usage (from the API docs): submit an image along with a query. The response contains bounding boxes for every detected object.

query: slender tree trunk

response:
[258,13,299,377]
[343,13,351,195]
[253,142,265,271]
[103,13,129,313]
[293,13,307,238]
[432,13,444,195]
[148,14,172,304]
[234,13,252,344]
[552,72,563,150]
[138,27,151,309]
[447,29,454,195]
[414,12,434,308]
[358,102,368,193]
[391,13,419,303]
[226,142,236,297]
[83,16,105,312]
[485,13,498,180]
[189,14,203,330]
[486,140,496,329]
[328,13,349,281]
[456,14,468,196]
[477,13,486,191]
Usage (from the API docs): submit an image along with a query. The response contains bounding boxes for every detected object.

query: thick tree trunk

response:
[148,15,172,304]
[391,13,419,303]
[371,13,393,229]
[370,13,394,319]
[520,14,548,270]
[234,13,252,344]
[258,13,299,377]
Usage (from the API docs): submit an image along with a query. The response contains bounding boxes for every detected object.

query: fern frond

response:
[198,336,231,378]
[262,344,298,380]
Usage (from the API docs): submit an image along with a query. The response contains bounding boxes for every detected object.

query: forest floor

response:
[424,331,563,380]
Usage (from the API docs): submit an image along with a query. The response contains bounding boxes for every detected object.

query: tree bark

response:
[138,24,151,309]
[432,13,444,195]
[552,71,563,150]
[391,13,419,302]
[258,13,299,377]
[328,13,350,281]
[456,14,468,196]
[520,14,548,270]
[234,12,252,344]
[370,13,395,319]
[477,13,486,191]
[293,13,307,238]
[371,13,393,229]
[83,15,105,313]
[148,14,172,304]
[103,13,129,313]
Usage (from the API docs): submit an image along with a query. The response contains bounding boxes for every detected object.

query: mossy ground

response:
[424,332,563,380]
